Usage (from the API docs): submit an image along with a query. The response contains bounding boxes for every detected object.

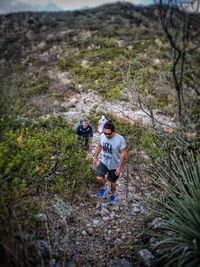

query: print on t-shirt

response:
[103,143,113,154]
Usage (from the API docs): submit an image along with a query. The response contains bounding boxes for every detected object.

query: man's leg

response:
[84,136,89,150]
[96,176,106,187]
[78,136,83,147]
[111,181,117,195]
[77,136,81,145]
[96,162,108,199]
[96,177,107,199]
[108,170,119,204]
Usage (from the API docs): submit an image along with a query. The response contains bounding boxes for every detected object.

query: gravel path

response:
[47,132,156,267]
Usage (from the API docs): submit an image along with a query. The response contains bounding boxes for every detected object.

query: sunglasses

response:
[104,131,113,136]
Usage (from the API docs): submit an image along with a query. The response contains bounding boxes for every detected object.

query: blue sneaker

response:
[109,195,116,205]
[97,187,108,199]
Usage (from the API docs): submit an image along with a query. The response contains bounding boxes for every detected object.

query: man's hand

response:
[93,145,102,167]
[115,166,122,176]
[89,143,93,149]
[93,156,98,166]
[115,148,126,176]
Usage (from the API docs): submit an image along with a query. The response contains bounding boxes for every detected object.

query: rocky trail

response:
[45,132,159,267]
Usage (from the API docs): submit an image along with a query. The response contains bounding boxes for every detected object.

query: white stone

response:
[37,41,46,50]
[81,59,89,67]
[102,216,110,221]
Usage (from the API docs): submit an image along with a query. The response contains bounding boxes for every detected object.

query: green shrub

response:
[57,46,129,99]
[58,56,77,69]
[141,131,161,160]
[21,80,51,98]
[93,37,117,48]
[0,116,95,237]
[154,151,200,267]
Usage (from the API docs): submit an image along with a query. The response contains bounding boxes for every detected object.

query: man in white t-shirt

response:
[93,121,126,205]
[97,115,107,135]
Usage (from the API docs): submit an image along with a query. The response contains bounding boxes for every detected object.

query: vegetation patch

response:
[58,46,131,99]
[152,151,200,267]
[59,36,172,106]
[0,115,95,237]
[21,80,51,98]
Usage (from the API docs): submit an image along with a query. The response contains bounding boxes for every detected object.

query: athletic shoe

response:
[97,187,108,199]
[109,195,116,205]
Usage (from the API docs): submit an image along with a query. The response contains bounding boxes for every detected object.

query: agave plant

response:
[155,151,200,267]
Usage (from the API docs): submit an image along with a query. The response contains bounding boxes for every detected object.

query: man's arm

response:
[97,122,100,132]
[89,125,94,147]
[115,148,126,176]
[76,125,80,135]
[89,125,94,137]
[89,137,93,148]
[93,144,102,166]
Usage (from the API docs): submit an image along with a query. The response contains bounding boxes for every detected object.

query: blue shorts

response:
[96,162,119,182]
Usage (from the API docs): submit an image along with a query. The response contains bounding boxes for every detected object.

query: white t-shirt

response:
[98,133,126,170]
[98,118,107,133]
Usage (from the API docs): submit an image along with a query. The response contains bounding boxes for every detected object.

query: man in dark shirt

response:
[76,118,93,150]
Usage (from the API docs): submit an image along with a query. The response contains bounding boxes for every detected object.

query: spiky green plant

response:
[155,151,200,267]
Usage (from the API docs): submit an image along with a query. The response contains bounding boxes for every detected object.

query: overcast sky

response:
[0,0,153,14]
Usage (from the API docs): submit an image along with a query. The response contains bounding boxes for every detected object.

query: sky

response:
[0,0,154,14]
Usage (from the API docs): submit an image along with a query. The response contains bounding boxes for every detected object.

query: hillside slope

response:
[1,2,199,267]
[0,2,175,126]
